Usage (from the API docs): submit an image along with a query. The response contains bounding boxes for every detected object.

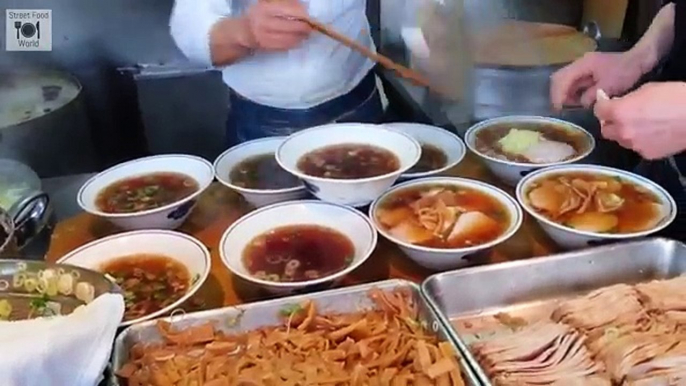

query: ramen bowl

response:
[57,230,211,327]
[220,200,377,294]
[77,154,214,230]
[276,123,421,207]
[370,177,523,270]
[214,137,307,208]
[385,123,466,180]
[465,116,595,186]
[517,164,677,250]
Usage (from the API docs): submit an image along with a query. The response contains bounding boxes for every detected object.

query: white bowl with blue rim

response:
[77,154,214,230]
[384,122,466,180]
[516,164,677,250]
[57,229,211,327]
[369,177,523,271]
[214,137,307,208]
[276,123,421,207]
[465,116,595,186]
[220,200,377,294]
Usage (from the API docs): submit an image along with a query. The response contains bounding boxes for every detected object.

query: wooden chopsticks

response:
[295,15,431,88]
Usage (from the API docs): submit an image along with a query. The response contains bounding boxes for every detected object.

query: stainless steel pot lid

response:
[0,71,81,129]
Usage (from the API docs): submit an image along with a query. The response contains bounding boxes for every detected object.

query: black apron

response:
[640,0,686,241]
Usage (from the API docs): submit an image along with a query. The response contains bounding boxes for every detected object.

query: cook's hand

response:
[550,52,646,110]
[594,82,686,160]
[243,0,311,51]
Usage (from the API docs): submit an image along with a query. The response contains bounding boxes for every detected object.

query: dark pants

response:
[635,159,686,242]
[226,71,383,146]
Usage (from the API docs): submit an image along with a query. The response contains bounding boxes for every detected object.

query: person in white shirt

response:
[170,0,383,145]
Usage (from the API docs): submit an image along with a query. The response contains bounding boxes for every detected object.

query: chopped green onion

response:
[279,304,303,318]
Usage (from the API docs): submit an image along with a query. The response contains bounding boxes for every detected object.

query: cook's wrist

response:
[626,44,660,75]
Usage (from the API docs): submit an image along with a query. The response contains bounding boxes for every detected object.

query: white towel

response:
[0,293,124,386]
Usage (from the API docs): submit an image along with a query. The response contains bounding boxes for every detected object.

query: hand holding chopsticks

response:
[257,0,432,89]
[293,15,431,88]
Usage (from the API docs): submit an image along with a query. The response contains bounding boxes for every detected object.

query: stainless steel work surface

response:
[112,279,481,385]
[421,238,686,385]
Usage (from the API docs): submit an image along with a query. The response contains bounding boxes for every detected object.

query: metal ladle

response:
[0,191,54,259]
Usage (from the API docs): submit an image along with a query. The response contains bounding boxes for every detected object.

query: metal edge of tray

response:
[420,237,686,385]
[421,277,493,385]
[111,278,482,386]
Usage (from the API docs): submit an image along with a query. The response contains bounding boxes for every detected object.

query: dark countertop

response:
[42,173,95,222]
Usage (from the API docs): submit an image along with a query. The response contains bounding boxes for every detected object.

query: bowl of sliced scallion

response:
[0,259,120,321]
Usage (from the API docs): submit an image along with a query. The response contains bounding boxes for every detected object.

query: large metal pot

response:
[472,22,601,122]
[0,70,97,177]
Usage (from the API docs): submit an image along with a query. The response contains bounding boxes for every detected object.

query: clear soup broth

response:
[230,153,300,190]
[297,144,400,179]
[243,225,355,282]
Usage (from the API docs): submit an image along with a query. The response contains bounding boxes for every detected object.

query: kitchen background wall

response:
[0,0,661,176]
[0,0,227,171]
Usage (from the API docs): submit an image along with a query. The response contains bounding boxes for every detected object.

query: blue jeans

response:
[226,71,383,146]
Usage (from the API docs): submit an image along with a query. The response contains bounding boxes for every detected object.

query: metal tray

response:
[421,238,686,385]
[0,259,119,319]
[111,279,481,386]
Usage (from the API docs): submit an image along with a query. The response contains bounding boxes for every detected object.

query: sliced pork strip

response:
[627,355,686,381]
[552,284,646,332]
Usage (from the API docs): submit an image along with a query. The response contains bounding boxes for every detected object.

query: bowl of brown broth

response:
[57,230,210,326]
[370,177,523,270]
[220,200,377,294]
[516,164,676,249]
[77,154,214,230]
[214,137,307,208]
[276,123,421,207]
[385,123,466,180]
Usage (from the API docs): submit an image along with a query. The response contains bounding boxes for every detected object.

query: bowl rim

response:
[369,176,524,254]
[56,229,211,327]
[213,136,306,195]
[275,123,422,184]
[384,123,467,178]
[77,154,214,218]
[464,115,596,168]
[219,199,378,288]
[515,164,678,239]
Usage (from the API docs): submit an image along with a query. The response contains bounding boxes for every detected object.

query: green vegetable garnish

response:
[28,294,55,317]
[30,293,50,311]
[279,303,303,318]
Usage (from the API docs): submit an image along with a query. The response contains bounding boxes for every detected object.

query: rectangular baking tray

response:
[111,279,481,385]
[421,237,686,385]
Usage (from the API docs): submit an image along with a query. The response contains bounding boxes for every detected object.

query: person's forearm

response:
[209,17,256,66]
[627,3,676,73]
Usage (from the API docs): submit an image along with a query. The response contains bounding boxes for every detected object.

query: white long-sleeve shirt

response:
[170,0,375,109]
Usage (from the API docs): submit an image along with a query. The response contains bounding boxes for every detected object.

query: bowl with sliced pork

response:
[370,177,523,270]
[465,116,595,186]
[517,164,676,249]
